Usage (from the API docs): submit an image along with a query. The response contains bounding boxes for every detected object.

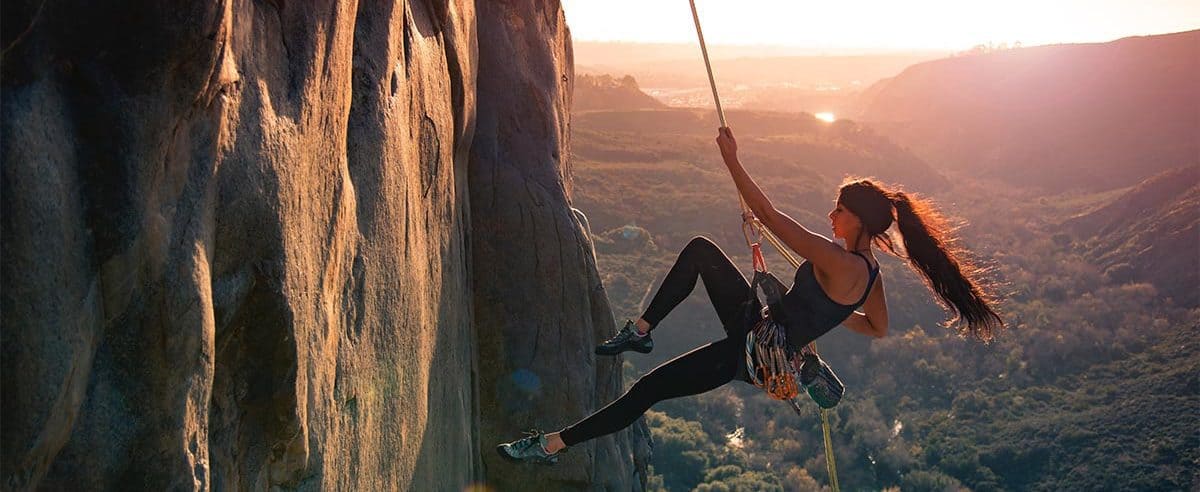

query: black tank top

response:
[779,251,880,350]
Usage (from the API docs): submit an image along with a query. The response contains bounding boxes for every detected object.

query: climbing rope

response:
[688,2,841,489]
[688,0,727,129]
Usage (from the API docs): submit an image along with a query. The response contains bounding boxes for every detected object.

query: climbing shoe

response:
[496,430,561,465]
[595,319,653,356]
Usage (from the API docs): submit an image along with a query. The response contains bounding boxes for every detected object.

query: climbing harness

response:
[688,2,841,490]
[743,235,801,401]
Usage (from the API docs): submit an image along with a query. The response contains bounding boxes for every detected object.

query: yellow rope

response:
[687,3,840,489]
[821,409,840,491]
[689,0,727,128]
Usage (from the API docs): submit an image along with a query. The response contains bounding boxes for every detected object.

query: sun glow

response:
[561,0,1200,51]
[815,112,837,123]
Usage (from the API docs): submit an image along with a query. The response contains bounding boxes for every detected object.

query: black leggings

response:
[560,237,756,446]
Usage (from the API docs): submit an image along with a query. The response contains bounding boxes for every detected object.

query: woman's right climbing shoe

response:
[595,319,654,355]
[496,431,561,465]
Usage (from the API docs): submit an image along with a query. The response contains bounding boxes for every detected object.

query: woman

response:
[497,127,1004,465]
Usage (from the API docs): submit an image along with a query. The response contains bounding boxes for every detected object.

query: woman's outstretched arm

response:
[715,127,856,273]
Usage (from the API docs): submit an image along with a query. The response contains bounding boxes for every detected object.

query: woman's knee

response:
[621,376,663,410]
[683,236,720,257]
[628,372,661,396]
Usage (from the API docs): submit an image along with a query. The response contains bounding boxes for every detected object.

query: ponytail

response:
[889,191,1005,341]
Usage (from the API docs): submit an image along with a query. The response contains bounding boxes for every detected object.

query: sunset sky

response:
[561,0,1200,51]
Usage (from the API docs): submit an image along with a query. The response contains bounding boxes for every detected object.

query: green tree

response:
[646,411,716,490]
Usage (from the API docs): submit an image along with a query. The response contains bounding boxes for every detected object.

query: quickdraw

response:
[745,315,800,400]
[742,228,801,401]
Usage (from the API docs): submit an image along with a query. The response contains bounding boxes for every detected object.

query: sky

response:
[561,0,1200,51]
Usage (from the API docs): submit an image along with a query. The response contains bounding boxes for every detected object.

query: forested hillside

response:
[1063,165,1200,308]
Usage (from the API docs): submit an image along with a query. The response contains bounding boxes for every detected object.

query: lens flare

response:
[510,368,542,394]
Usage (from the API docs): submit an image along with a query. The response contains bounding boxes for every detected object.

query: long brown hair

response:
[839,178,1005,341]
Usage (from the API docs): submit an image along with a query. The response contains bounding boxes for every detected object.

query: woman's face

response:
[828,200,862,241]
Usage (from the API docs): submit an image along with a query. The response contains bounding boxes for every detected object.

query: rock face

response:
[469,2,650,490]
[2,0,481,489]
[2,0,644,490]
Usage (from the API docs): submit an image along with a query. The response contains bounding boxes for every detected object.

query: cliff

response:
[469,2,650,489]
[1,0,643,489]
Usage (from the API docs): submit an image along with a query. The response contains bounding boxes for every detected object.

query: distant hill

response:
[575,107,824,137]
[573,108,948,195]
[858,30,1200,191]
[573,74,665,112]
[1062,165,1200,307]
[573,42,948,115]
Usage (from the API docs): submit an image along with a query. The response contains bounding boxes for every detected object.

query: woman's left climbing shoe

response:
[595,319,654,355]
[496,431,562,465]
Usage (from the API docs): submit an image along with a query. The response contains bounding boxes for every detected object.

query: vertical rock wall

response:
[469,1,651,490]
[2,0,638,489]
[2,0,479,489]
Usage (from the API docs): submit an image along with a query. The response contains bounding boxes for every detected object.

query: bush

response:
[1103,262,1135,283]
[901,470,968,492]
[597,224,657,254]
[695,465,785,492]
[783,466,825,492]
[646,411,716,490]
